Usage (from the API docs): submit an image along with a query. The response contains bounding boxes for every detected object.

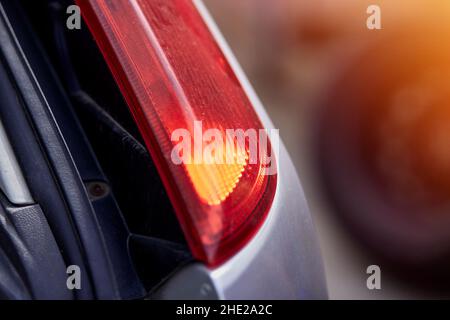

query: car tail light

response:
[77,0,277,267]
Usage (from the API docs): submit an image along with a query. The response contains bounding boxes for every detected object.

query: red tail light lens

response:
[77,0,277,267]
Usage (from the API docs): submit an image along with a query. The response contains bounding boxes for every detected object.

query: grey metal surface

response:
[154,1,328,300]
[210,144,327,299]
[0,120,33,205]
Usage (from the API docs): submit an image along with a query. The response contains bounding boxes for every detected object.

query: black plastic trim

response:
[0,1,117,299]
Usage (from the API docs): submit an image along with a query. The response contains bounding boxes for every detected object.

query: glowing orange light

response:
[186,142,248,206]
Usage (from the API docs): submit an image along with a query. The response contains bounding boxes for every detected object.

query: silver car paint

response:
[155,1,328,300]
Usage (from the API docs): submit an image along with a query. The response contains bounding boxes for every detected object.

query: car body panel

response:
[154,1,328,300]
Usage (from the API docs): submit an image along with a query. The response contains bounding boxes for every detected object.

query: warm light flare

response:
[186,142,248,206]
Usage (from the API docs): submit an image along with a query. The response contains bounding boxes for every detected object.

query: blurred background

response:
[204,0,450,299]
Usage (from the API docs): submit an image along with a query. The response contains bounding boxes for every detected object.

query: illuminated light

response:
[186,143,248,206]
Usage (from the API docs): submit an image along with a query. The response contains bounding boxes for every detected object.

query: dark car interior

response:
[0,0,193,299]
